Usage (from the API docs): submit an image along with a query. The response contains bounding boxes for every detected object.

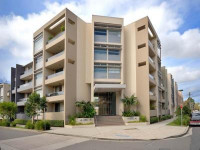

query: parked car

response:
[190,112,200,126]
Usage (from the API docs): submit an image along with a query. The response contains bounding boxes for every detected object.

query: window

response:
[55,103,60,112]
[108,30,121,43]
[34,33,43,54]
[55,85,62,92]
[35,56,43,70]
[94,64,107,79]
[35,72,42,86]
[94,29,107,42]
[108,50,120,61]
[94,49,107,60]
[35,89,42,97]
[108,67,120,79]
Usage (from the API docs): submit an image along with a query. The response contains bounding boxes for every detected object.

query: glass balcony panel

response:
[47,31,65,44]
[47,71,64,79]
[94,29,107,42]
[108,30,121,43]
[46,91,64,97]
[149,74,155,80]
[47,51,64,62]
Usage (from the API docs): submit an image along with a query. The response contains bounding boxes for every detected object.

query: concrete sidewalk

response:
[45,118,189,141]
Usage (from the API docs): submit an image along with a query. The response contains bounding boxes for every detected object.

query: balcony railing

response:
[149,91,155,96]
[47,51,64,62]
[20,68,33,79]
[46,91,64,97]
[19,82,32,88]
[46,71,64,79]
[149,57,155,64]
[46,31,65,45]
[148,40,154,50]
[149,74,155,80]
[18,98,28,102]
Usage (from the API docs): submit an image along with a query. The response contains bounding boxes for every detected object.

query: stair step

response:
[95,115,125,126]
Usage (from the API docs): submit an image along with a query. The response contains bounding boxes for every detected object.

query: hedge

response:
[14,119,29,125]
[35,121,51,130]
[48,120,64,127]
[0,119,10,127]
[150,116,159,124]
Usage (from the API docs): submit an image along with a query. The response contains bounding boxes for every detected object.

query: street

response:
[0,127,200,150]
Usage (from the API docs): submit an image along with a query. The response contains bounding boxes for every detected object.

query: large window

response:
[35,72,43,87]
[34,33,43,54]
[35,56,43,70]
[108,30,121,43]
[94,29,107,42]
[94,63,121,79]
[108,50,120,61]
[94,49,107,60]
[35,89,42,97]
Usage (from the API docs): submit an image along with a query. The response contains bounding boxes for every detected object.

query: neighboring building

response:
[11,8,181,124]
[10,62,33,119]
[0,83,10,102]
[177,90,183,106]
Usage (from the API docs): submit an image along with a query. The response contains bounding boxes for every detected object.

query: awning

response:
[94,84,126,92]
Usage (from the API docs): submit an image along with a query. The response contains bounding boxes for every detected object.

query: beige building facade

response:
[0,83,10,102]
[10,8,180,124]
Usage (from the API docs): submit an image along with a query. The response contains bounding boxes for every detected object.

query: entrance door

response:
[95,92,116,116]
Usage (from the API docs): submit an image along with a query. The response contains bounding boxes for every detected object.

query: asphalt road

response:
[0,127,40,141]
[0,127,200,150]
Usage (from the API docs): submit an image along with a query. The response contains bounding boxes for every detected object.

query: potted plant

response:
[60,25,65,32]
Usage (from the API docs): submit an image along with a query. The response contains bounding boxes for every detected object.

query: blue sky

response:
[0,0,200,102]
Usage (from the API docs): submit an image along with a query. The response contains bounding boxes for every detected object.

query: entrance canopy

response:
[94,84,126,92]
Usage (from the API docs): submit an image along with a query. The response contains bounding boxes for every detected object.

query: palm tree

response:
[121,95,138,112]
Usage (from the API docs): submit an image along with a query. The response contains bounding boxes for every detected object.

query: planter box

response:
[75,118,94,124]
[122,116,140,123]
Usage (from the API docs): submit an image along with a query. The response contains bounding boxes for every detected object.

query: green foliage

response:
[35,120,51,130]
[176,106,191,116]
[134,111,140,116]
[14,119,29,125]
[25,92,44,123]
[48,120,64,127]
[122,111,135,117]
[140,115,147,122]
[168,115,190,126]
[0,102,17,120]
[60,25,65,32]
[75,101,96,118]
[150,116,159,124]
[25,121,34,129]
[48,35,53,41]
[39,96,47,113]
[150,104,156,110]
[121,95,138,112]
[0,119,10,127]
[10,121,16,127]
[160,115,172,121]
[68,115,76,125]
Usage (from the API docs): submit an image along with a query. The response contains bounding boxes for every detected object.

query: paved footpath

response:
[46,118,189,140]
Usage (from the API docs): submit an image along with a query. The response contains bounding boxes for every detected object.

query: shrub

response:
[140,115,147,122]
[0,119,10,127]
[150,116,159,124]
[176,106,191,116]
[68,115,76,125]
[75,101,96,118]
[168,115,190,126]
[35,120,51,130]
[122,111,135,117]
[48,120,64,127]
[10,121,16,127]
[134,111,140,116]
[14,119,29,125]
[25,121,34,129]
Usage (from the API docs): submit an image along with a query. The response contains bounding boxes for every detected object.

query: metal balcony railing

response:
[46,91,64,97]
[47,51,64,62]
[46,71,64,79]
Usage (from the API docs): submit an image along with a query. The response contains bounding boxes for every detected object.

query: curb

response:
[44,126,190,142]
[0,126,43,134]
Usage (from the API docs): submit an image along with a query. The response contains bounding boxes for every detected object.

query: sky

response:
[0,0,200,102]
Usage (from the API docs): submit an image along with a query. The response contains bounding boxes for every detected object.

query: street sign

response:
[180,104,183,109]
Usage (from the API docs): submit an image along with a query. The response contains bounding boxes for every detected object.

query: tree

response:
[39,96,47,120]
[25,92,40,123]
[175,105,191,116]
[75,101,96,118]
[0,101,17,121]
[121,95,138,112]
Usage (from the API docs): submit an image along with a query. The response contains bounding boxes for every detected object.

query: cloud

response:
[167,66,200,83]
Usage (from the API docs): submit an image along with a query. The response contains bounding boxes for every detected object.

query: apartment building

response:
[0,83,10,103]
[11,62,33,119]
[177,90,183,106]
[10,8,180,124]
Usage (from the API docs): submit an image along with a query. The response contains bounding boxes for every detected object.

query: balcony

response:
[46,31,65,50]
[149,74,156,86]
[150,110,157,117]
[46,91,64,103]
[149,57,156,71]
[17,98,27,106]
[17,82,33,93]
[149,91,157,101]
[37,111,64,120]
[148,40,156,56]
[45,71,64,86]
[45,51,64,69]
[20,69,33,80]
[12,87,16,94]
